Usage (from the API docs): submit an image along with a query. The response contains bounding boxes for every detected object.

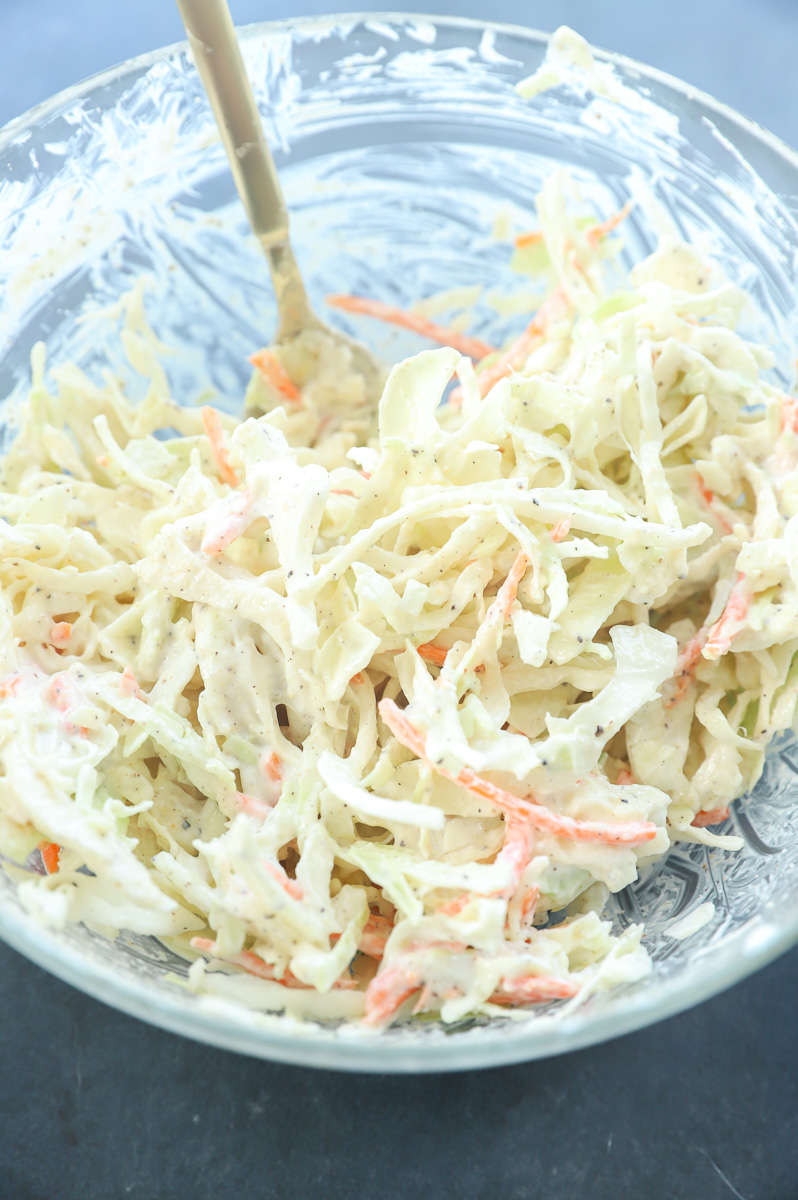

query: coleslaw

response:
[0,167,797,1030]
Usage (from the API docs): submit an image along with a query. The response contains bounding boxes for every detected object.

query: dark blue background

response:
[1,4,797,1198]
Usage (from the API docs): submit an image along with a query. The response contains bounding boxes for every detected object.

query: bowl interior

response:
[1,13,798,1071]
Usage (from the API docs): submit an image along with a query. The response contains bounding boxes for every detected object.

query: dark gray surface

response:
[1,3,798,1198]
[2,937,796,1199]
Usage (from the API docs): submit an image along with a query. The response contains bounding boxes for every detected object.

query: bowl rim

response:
[2,10,798,1072]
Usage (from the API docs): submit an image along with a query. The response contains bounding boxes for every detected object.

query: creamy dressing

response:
[0,166,795,1027]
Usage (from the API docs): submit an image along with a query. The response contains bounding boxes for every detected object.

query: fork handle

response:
[176,0,318,336]
[176,0,289,247]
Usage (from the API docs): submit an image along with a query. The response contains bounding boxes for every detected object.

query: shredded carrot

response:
[48,675,89,736]
[349,672,366,685]
[48,676,71,714]
[360,912,393,959]
[514,229,545,249]
[586,202,633,248]
[437,894,471,917]
[262,860,303,901]
[452,285,568,405]
[325,294,496,360]
[665,629,708,707]
[616,768,635,786]
[331,488,356,497]
[49,621,72,647]
[118,665,144,700]
[96,454,109,468]
[365,955,579,1023]
[521,884,540,920]
[233,791,273,821]
[378,698,658,846]
[248,349,301,403]
[667,575,751,703]
[37,840,61,875]
[513,206,633,255]
[417,642,448,667]
[413,643,485,673]
[695,473,733,534]
[704,574,750,660]
[695,474,716,508]
[201,487,253,556]
[332,912,393,960]
[514,205,631,254]
[201,406,240,489]
[457,550,528,672]
[550,518,571,544]
[776,394,798,473]
[490,976,579,1005]
[781,393,798,435]
[494,814,533,900]
[190,938,356,991]
[691,806,730,827]
[262,751,282,783]
[492,551,529,621]
[416,554,527,678]
[0,672,22,699]
[364,961,423,1025]
[191,938,302,985]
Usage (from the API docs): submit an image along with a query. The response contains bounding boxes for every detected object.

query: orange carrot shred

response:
[513,204,629,258]
[378,698,658,846]
[691,806,730,827]
[514,229,545,249]
[262,860,303,901]
[493,814,533,900]
[694,473,733,534]
[460,552,527,664]
[326,294,496,360]
[0,673,22,699]
[489,976,579,1005]
[417,643,448,667]
[331,912,393,960]
[49,622,72,647]
[451,284,568,406]
[38,840,60,875]
[190,938,356,991]
[416,642,488,672]
[248,349,301,403]
[704,574,750,660]
[364,961,422,1026]
[201,406,240,489]
[781,394,798,435]
[666,629,708,708]
[263,752,282,783]
[550,519,571,544]
[585,202,633,247]
[48,675,89,736]
[119,665,145,700]
[521,885,540,920]
[233,791,273,821]
[437,894,471,917]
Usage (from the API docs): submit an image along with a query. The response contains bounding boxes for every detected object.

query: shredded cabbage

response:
[1,166,797,1031]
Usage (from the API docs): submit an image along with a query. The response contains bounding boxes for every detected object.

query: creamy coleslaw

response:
[1,166,797,1029]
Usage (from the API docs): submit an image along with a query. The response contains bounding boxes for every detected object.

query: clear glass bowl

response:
[2,13,798,1072]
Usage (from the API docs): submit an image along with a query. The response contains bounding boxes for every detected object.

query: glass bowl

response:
[1,13,798,1073]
